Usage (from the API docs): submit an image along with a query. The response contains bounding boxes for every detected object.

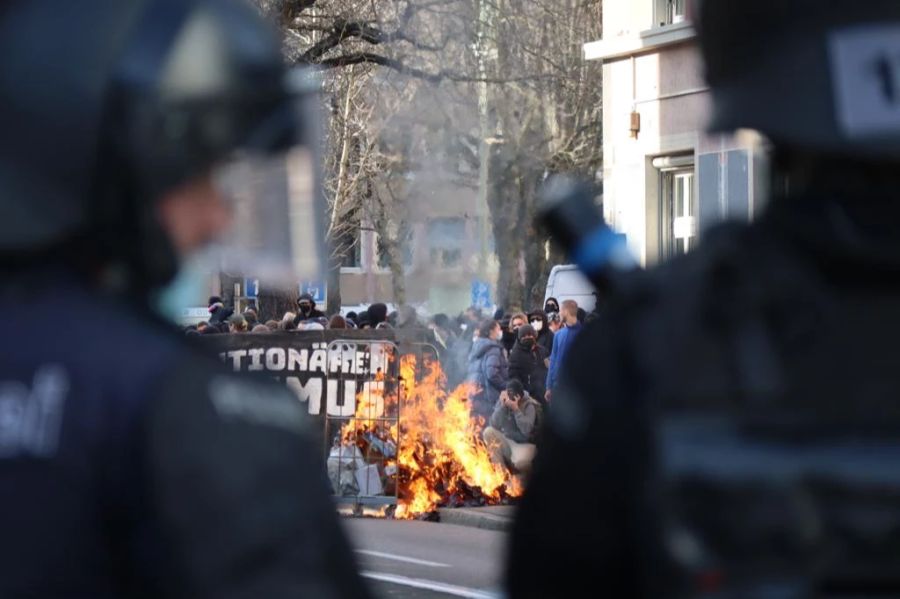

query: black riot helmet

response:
[695,0,900,158]
[0,0,304,289]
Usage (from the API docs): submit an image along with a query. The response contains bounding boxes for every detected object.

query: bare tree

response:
[253,0,602,313]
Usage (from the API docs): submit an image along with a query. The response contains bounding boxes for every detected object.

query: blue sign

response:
[471,280,491,309]
[244,278,259,299]
[298,280,327,305]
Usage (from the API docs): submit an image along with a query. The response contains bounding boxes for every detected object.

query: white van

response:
[544,265,596,313]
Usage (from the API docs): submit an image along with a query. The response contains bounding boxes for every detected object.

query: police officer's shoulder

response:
[555,219,794,435]
[66,283,306,438]
[150,346,309,442]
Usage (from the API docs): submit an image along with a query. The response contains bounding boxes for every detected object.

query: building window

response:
[655,0,687,27]
[428,218,466,268]
[377,225,414,270]
[339,232,362,268]
[661,168,696,258]
[335,213,362,269]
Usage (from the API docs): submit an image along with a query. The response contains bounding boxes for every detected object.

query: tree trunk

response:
[326,251,343,316]
[388,248,405,307]
[257,285,296,323]
[488,156,526,311]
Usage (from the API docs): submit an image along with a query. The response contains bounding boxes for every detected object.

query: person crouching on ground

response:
[483,379,542,476]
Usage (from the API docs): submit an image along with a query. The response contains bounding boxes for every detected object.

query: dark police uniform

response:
[508,191,900,598]
[0,272,370,598]
[509,1,900,596]
[0,0,371,594]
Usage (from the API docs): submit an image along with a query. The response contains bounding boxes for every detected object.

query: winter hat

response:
[517,324,536,340]
[367,303,388,326]
[298,292,315,305]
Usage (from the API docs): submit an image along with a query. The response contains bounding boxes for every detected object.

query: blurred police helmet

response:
[0,0,323,288]
[695,0,900,158]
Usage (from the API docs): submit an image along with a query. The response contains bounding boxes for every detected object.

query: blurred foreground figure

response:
[509,1,900,597]
[0,1,369,597]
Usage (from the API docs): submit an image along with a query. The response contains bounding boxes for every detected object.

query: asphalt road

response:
[342,517,508,599]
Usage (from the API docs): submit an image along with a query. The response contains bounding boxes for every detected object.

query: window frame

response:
[426,217,467,270]
[659,166,697,260]
[375,225,415,273]
[653,0,687,28]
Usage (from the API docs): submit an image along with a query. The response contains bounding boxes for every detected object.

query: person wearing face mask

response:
[528,310,554,357]
[508,324,548,405]
[293,292,325,324]
[547,311,564,334]
[543,297,560,315]
[466,319,509,429]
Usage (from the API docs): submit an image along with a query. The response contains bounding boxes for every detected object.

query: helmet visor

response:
[212,142,323,284]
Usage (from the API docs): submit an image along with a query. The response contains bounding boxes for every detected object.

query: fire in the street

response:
[339,353,522,519]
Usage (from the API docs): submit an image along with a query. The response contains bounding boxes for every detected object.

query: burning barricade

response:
[326,349,522,519]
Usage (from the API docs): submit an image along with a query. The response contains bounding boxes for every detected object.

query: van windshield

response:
[551,269,594,297]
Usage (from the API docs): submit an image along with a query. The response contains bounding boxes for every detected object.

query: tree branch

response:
[299,19,384,62]
[314,52,556,84]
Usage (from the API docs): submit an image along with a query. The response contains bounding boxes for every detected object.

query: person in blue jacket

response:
[545,300,583,402]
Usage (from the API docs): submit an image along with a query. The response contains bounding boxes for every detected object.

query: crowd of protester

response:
[184,294,405,336]
[186,290,591,477]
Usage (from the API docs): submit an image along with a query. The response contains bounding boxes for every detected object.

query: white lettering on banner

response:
[326,378,357,417]
[830,26,900,137]
[0,365,68,458]
[228,350,247,370]
[370,344,388,375]
[360,381,385,418]
[288,348,307,371]
[309,345,327,373]
[218,340,394,417]
[265,348,286,371]
[248,348,265,371]
[286,376,322,415]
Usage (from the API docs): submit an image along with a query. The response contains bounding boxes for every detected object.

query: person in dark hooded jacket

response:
[293,293,325,325]
[367,303,388,328]
[528,310,554,357]
[466,319,508,428]
[543,297,560,315]
[508,324,548,404]
[207,296,233,332]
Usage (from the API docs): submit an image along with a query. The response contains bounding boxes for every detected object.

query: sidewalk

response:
[436,505,516,532]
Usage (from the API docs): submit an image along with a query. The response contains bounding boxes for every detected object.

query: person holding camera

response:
[482,379,543,475]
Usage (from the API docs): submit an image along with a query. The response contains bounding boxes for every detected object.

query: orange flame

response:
[338,352,522,519]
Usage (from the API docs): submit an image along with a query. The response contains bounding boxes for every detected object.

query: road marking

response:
[355,549,450,568]
[362,571,501,599]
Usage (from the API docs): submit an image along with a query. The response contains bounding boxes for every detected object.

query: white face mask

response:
[493,328,503,341]
[531,320,544,332]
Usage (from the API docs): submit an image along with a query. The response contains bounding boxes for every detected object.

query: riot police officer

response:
[0,1,370,597]
[509,1,900,597]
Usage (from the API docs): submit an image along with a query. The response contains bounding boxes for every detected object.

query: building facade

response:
[584,0,768,266]
[338,178,494,315]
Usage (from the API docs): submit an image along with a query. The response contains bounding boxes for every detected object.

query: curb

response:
[437,507,515,532]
